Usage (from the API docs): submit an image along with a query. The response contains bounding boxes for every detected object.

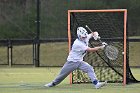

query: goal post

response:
[123,9,127,85]
[67,9,138,85]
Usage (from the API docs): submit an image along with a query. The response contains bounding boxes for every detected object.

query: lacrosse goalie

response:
[44,27,107,89]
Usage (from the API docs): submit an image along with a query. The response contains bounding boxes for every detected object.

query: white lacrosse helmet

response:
[77,27,88,39]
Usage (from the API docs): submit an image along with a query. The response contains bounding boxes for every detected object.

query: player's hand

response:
[93,32,100,40]
[100,45,105,50]
[102,42,108,46]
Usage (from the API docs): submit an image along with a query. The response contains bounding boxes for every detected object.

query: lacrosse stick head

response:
[104,45,119,60]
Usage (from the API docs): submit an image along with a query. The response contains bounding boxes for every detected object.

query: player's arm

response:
[86,46,105,52]
[88,32,95,39]
[88,32,100,40]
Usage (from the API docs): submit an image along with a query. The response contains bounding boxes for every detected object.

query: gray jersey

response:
[67,34,92,62]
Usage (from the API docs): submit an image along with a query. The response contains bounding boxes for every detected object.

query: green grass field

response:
[0,42,140,93]
[0,67,140,93]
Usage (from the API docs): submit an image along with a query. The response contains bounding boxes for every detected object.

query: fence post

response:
[7,40,12,67]
[34,0,40,67]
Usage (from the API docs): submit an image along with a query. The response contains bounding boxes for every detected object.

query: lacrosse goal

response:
[67,9,138,85]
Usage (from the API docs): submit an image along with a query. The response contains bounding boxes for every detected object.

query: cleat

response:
[44,82,55,87]
[95,81,107,89]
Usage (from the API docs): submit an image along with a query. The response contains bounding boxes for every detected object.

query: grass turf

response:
[0,67,140,93]
[0,42,140,93]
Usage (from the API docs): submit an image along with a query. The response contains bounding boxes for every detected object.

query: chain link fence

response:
[0,0,140,67]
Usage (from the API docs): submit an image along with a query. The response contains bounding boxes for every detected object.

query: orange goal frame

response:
[67,9,127,86]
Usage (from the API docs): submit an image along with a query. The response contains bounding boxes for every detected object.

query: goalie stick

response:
[85,25,119,60]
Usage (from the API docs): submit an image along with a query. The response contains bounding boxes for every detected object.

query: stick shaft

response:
[86,25,102,43]
[85,25,93,33]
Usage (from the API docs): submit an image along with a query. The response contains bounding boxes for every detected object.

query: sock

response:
[93,80,98,85]
[52,82,55,86]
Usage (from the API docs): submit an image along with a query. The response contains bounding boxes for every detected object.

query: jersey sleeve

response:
[81,45,89,51]
[87,33,93,39]
[75,43,89,52]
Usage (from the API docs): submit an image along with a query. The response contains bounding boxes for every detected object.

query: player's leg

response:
[78,61,97,82]
[78,61,107,89]
[44,61,79,87]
